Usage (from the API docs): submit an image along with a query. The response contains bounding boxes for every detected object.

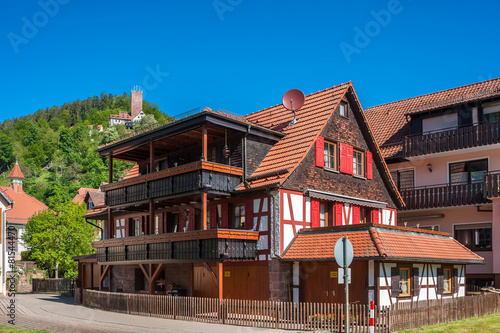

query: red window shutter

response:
[340,143,353,174]
[366,151,373,180]
[245,200,254,230]
[209,205,217,229]
[334,202,343,226]
[221,203,229,228]
[371,208,380,224]
[188,208,195,231]
[315,136,325,167]
[311,199,320,228]
[179,209,186,232]
[352,205,360,224]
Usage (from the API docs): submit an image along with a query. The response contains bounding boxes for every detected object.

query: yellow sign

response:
[224,271,230,278]
[330,271,338,278]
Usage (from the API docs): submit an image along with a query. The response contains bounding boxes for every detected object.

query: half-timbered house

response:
[76,82,483,305]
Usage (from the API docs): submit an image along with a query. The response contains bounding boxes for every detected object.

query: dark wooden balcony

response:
[101,161,243,207]
[402,121,500,158]
[400,182,489,210]
[93,229,259,264]
[485,171,500,198]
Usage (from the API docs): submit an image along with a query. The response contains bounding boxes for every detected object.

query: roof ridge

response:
[366,77,500,111]
[369,227,387,257]
[244,82,352,119]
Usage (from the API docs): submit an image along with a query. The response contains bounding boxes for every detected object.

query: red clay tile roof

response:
[87,191,105,207]
[72,188,98,204]
[123,164,139,180]
[8,163,24,179]
[365,78,500,159]
[241,83,351,188]
[282,224,483,264]
[0,186,49,224]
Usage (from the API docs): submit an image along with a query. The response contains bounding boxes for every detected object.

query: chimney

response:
[131,87,143,120]
[8,159,25,193]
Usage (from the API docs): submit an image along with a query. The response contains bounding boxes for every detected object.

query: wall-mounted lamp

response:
[427,163,433,173]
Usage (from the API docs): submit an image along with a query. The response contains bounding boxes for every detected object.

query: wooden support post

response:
[99,265,111,291]
[108,154,113,183]
[149,141,155,173]
[202,192,207,230]
[150,201,155,235]
[107,208,113,239]
[218,262,223,299]
[201,125,207,161]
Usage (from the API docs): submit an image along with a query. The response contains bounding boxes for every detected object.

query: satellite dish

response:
[282,89,305,126]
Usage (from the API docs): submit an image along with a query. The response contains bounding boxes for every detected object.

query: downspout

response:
[3,202,14,295]
[244,124,252,188]
[85,219,104,240]
[265,187,280,258]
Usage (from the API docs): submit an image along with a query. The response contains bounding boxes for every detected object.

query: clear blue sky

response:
[1,0,499,121]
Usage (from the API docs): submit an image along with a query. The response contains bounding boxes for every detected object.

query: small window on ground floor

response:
[399,267,411,297]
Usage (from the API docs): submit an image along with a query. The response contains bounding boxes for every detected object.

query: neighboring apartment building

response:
[0,162,49,260]
[75,82,482,306]
[0,189,14,294]
[366,78,500,288]
[109,88,151,127]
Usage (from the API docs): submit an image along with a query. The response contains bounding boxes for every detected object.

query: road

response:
[0,294,303,333]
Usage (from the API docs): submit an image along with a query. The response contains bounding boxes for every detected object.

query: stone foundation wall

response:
[111,265,137,293]
[268,259,291,301]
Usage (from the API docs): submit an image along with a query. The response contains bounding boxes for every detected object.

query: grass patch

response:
[0,326,48,333]
[399,313,500,332]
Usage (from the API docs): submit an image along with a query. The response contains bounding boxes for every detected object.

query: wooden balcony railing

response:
[103,161,243,206]
[93,229,259,263]
[485,171,500,198]
[402,121,500,158]
[400,182,489,210]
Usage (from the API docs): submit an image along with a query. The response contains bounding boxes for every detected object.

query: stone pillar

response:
[268,259,291,301]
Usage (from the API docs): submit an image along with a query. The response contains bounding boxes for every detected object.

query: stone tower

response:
[131,86,143,119]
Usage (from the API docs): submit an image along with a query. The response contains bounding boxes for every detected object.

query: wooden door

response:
[301,261,367,304]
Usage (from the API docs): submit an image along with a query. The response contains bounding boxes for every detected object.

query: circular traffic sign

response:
[334,237,354,267]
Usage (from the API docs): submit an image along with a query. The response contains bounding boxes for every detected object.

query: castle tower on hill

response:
[131,86,143,119]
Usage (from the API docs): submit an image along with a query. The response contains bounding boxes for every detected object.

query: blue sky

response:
[1,0,499,121]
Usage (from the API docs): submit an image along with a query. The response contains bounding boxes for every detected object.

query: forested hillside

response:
[0,92,170,209]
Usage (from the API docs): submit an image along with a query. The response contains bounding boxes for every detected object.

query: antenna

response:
[282,89,305,126]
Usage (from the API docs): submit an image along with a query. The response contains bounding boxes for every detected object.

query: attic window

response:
[339,103,347,117]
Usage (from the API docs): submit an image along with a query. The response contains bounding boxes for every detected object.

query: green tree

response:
[22,202,94,278]
[101,126,119,144]
[0,132,14,172]
[134,115,158,132]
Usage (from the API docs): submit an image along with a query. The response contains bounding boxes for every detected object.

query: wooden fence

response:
[32,278,75,294]
[76,288,500,332]
[78,288,389,332]
[388,292,500,331]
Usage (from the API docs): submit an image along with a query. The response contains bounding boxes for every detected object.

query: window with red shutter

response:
[335,202,343,226]
[245,200,254,230]
[315,136,325,168]
[311,199,320,228]
[339,143,353,174]
[209,205,217,229]
[179,209,186,232]
[188,208,195,231]
[352,205,360,224]
[221,203,229,228]
[371,209,380,224]
[366,151,373,180]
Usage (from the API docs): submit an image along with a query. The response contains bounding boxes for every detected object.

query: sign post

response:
[335,236,353,333]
